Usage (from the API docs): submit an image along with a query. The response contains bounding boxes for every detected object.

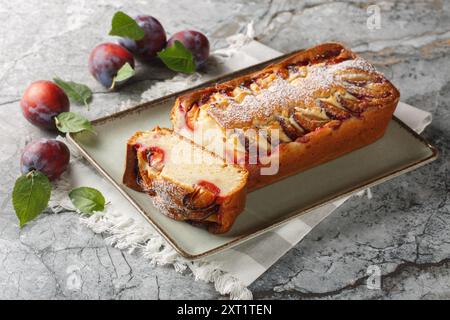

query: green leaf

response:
[109,11,145,40]
[12,171,51,227]
[54,78,92,109]
[69,187,105,215]
[110,62,135,90]
[55,112,94,134]
[157,41,196,74]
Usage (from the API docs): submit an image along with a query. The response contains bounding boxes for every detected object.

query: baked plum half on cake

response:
[123,127,248,234]
[171,42,400,191]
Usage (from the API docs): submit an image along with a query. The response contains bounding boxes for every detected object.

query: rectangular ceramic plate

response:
[68,51,438,260]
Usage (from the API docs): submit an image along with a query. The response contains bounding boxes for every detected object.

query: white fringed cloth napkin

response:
[50,37,432,300]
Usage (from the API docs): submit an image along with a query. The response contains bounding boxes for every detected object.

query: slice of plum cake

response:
[123,127,248,233]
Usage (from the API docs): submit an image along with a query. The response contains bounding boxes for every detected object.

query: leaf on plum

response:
[12,171,51,227]
[109,11,145,40]
[110,62,135,90]
[54,78,92,109]
[55,112,95,134]
[157,41,196,74]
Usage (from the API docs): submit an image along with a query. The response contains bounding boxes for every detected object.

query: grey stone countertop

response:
[0,0,449,299]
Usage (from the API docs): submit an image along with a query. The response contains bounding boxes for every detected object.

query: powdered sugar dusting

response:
[150,178,187,220]
[207,57,378,128]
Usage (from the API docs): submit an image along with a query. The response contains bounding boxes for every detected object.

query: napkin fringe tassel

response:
[79,209,253,300]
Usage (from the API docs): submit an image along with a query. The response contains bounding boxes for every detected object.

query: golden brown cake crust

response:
[123,131,145,192]
[170,42,400,191]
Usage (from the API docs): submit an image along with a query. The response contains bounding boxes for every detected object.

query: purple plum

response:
[20,139,70,180]
[118,15,166,62]
[88,43,135,88]
[167,30,210,66]
[20,80,70,130]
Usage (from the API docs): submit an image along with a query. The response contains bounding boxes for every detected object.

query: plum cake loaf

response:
[123,127,248,233]
[171,42,400,190]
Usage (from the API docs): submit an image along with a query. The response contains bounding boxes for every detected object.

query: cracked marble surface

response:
[0,0,449,299]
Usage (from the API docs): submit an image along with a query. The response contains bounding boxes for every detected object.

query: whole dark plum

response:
[118,15,166,62]
[167,30,210,66]
[20,80,70,130]
[20,139,70,181]
[88,43,135,88]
